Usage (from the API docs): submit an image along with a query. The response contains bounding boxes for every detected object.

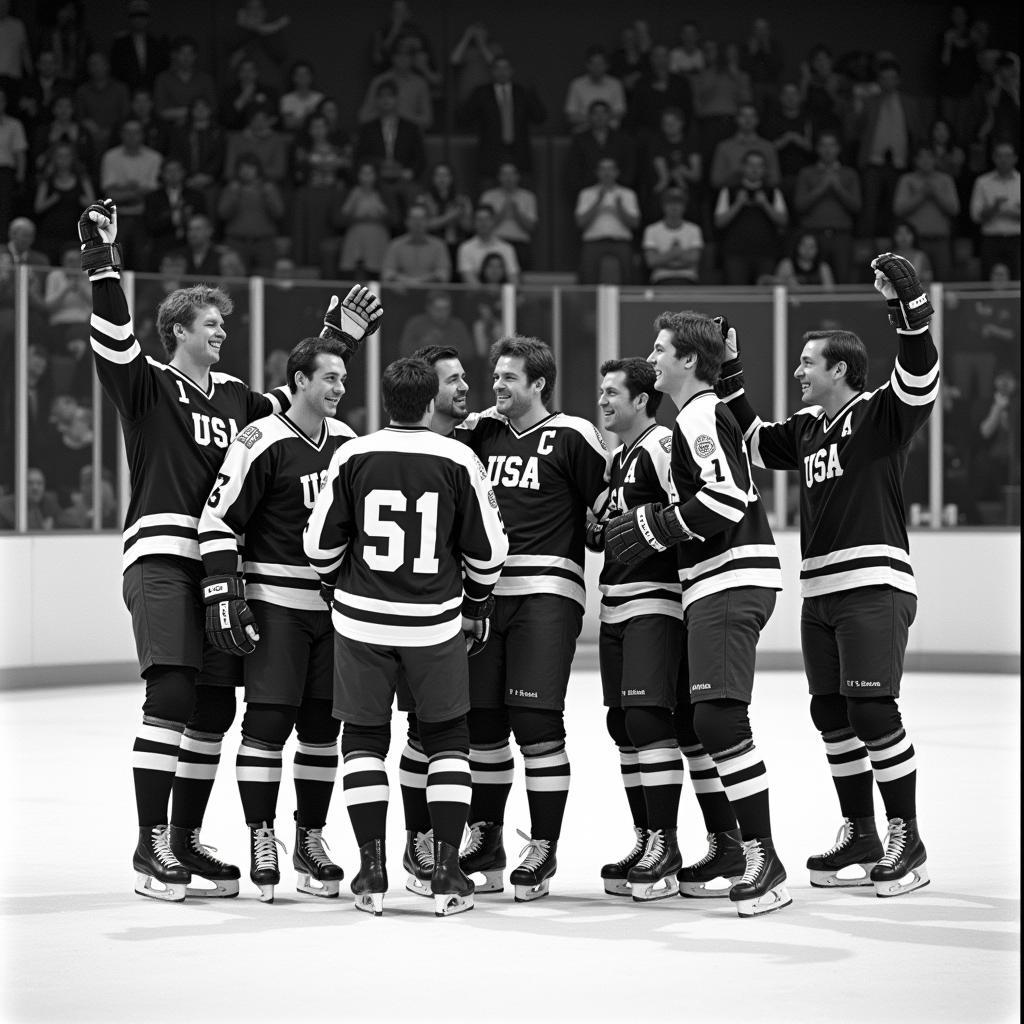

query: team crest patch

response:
[592,425,608,450]
[487,488,499,509]
[659,436,672,454]
[694,434,716,458]
[237,425,262,449]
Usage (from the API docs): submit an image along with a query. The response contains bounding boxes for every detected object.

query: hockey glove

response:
[461,594,495,658]
[320,285,383,361]
[319,580,334,609]
[78,199,123,279]
[584,518,607,552]
[716,325,745,399]
[871,252,933,332]
[201,574,259,656]
[605,502,696,568]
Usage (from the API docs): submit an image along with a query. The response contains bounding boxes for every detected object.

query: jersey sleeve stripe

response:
[90,312,134,342]
[695,488,746,521]
[889,370,939,407]
[91,335,141,364]
[893,358,939,389]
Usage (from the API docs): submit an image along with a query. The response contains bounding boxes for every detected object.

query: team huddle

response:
[80,195,939,918]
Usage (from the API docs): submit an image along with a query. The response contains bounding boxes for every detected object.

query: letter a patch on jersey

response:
[841,414,853,438]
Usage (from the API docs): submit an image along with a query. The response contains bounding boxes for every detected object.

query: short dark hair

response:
[490,335,556,405]
[600,358,663,417]
[382,358,439,423]
[806,329,868,392]
[653,311,726,384]
[157,285,234,357]
[412,344,461,366]
[285,336,347,394]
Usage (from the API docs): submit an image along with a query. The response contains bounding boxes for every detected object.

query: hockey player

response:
[304,357,508,917]
[80,199,380,902]
[606,312,789,918]
[715,254,938,898]
[459,337,609,902]
[198,333,368,901]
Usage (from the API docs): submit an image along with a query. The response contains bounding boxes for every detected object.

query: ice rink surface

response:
[0,669,1019,1024]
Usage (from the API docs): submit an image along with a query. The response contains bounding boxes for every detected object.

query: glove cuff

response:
[81,241,123,277]
[202,574,245,604]
[716,358,745,398]
[319,323,363,362]
[462,594,495,620]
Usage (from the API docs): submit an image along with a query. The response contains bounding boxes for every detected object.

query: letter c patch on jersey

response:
[694,434,716,458]
[237,425,263,449]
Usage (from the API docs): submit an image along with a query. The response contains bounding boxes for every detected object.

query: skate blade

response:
[602,878,632,897]
[134,872,186,902]
[434,893,474,917]
[874,865,930,898]
[734,884,792,918]
[513,880,550,903]
[405,873,432,898]
[809,864,876,888]
[467,869,504,894]
[184,879,240,898]
[678,876,738,899]
[631,876,680,902]
[354,892,384,916]
[255,883,275,904]
[296,874,341,898]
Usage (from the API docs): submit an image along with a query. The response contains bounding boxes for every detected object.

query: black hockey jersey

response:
[303,426,508,646]
[669,390,782,610]
[198,413,356,610]
[462,411,609,609]
[90,279,291,571]
[599,424,682,623]
[723,329,940,598]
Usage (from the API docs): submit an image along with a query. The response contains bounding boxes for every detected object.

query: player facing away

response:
[81,198,382,902]
[459,337,609,901]
[587,358,687,900]
[198,334,366,901]
[715,254,938,897]
[304,358,508,917]
[606,312,789,918]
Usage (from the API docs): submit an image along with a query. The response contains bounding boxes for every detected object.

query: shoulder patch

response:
[693,434,716,458]
[236,425,263,449]
[592,424,608,451]
[659,435,672,454]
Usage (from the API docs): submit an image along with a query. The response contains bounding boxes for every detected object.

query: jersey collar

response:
[278,412,328,451]
[164,362,215,399]
[821,391,869,433]
[506,411,558,438]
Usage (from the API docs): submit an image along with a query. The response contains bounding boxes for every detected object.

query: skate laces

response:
[189,828,232,869]
[302,828,334,869]
[635,829,666,870]
[822,819,854,857]
[690,832,718,868]
[739,839,765,883]
[612,828,647,869]
[152,826,183,868]
[462,822,485,857]
[253,826,286,870]
[878,819,908,867]
[515,829,550,871]
[413,830,434,869]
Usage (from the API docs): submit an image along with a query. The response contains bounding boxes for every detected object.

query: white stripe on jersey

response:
[331,608,462,647]
[695,487,747,522]
[598,580,683,624]
[503,553,584,575]
[247,583,326,612]
[247,560,319,579]
[91,336,141,364]
[123,512,200,569]
[889,370,940,406]
[801,570,917,599]
[496,553,587,607]
[90,312,134,341]
[893,358,940,389]
[801,543,912,572]
[678,543,783,610]
[334,588,462,618]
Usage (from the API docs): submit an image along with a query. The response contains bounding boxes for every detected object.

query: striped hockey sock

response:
[342,754,389,846]
[170,729,224,829]
[866,728,917,821]
[426,755,473,847]
[638,743,684,830]
[235,738,283,825]
[712,742,772,841]
[821,727,875,818]
[469,743,514,824]
[617,746,647,829]
[681,743,738,834]
[523,745,571,841]
[399,740,430,834]
[132,718,184,827]
[293,741,339,829]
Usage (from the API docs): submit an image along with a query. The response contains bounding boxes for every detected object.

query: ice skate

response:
[459,821,506,894]
[678,828,746,898]
[293,819,343,898]
[248,821,286,903]
[133,825,190,902]
[628,828,682,902]
[871,818,930,898]
[351,838,387,916]
[510,829,557,902]
[807,817,883,888]
[168,825,240,898]
[600,826,647,896]
[403,829,434,898]
[431,838,475,917]
[729,837,792,918]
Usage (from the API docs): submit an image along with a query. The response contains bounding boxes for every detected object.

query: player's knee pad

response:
[295,698,339,746]
[340,722,390,760]
[673,695,698,748]
[406,713,421,746]
[605,707,630,748]
[624,706,676,749]
[417,715,470,758]
[241,702,297,748]
[468,706,511,746]
[187,684,237,736]
[692,699,753,758]
[846,696,902,744]
[809,693,850,735]
[141,665,195,725]
[509,707,566,752]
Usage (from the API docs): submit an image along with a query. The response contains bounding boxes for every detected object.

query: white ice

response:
[0,669,1019,1024]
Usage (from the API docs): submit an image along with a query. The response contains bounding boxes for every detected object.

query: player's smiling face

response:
[493,355,543,419]
[434,357,470,422]
[795,338,837,406]
[647,329,685,395]
[599,370,642,435]
[176,304,226,366]
[299,353,346,418]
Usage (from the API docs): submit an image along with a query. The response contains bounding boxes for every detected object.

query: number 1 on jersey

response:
[363,489,440,574]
